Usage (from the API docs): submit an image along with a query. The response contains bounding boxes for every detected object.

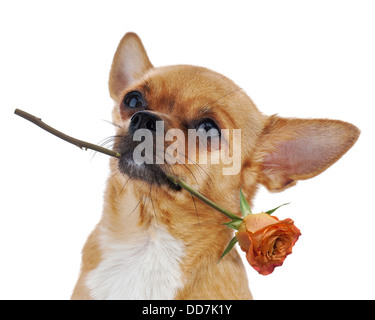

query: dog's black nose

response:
[130,111,161,133]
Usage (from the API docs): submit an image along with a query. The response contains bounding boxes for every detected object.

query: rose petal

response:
[243,212,279,233]
[237,214,301,275]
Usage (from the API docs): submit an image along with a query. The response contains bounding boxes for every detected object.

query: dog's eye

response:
[196,119,220,137]
[123,91,145,109]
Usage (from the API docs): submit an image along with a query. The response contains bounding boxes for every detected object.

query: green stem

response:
[165,173,241,221]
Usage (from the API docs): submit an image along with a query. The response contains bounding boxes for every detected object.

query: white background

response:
[1,0,374,300]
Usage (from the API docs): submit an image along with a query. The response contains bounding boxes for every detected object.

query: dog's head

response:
[108,32,359,210]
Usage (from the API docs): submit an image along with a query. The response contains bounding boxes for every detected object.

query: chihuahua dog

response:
[71,32,359,299]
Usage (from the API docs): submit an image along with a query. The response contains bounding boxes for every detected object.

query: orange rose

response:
[236,213,301,275]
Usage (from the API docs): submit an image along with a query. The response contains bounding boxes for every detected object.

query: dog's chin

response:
[118,153,180,191]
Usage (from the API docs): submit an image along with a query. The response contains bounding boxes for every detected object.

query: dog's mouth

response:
[115,135,180,190]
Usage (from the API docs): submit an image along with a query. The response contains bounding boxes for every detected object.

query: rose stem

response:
[165,173,240,221]
[14,108,121,159]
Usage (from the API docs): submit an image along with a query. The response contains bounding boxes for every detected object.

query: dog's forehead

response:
[141,65,240,112]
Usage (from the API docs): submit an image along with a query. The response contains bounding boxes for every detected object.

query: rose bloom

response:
[236,213,301,275]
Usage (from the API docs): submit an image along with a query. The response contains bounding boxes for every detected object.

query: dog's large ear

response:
[109,32,153,101]
[255,116,360,192]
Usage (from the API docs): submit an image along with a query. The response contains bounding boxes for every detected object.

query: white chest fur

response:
[86,226,185,300]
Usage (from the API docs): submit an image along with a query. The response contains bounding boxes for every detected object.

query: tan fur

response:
[71,33,359,300]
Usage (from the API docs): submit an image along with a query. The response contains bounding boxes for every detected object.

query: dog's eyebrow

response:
[142,81,151,93]
[199,87,244,113]
[198,106,213,115]
[140,76,152,93]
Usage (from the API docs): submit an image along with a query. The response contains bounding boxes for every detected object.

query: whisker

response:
[101,119,123,129]
[149,185,160,227]
[89,135,119,161]
[201,87,244,111]
[190,193,201,230]
[104,172,119,186]
[127,197,141,218]
[120,176,130,194]
[99,137,116,149]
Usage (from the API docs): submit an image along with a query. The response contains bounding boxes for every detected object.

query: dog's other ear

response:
[109,32,153,100]
[256,116,360,192]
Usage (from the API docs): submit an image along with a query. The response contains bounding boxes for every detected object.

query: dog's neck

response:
[85,173,253,299]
